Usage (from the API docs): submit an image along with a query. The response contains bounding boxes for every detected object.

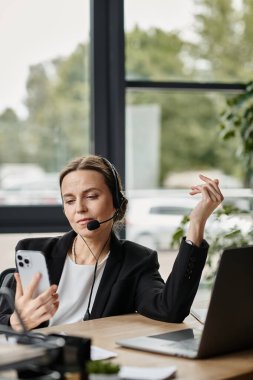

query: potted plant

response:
[171,204,253,284]
[86,360,120,380]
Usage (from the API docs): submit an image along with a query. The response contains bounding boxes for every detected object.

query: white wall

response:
[126,104,161,189]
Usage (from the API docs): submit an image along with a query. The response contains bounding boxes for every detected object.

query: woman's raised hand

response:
[186,174,224,246]
[10,272,59,331]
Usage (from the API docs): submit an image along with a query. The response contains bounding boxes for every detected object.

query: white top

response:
[49,252,109,326]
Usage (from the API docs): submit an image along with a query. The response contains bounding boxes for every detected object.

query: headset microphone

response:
[87,213,117,231]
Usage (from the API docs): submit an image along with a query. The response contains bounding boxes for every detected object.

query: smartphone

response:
[16,250,50,298]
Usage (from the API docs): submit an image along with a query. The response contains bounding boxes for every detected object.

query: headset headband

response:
[102,157,122,209]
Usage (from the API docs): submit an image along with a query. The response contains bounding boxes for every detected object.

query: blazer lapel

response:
[90,233,124,318]
[47,230,76,286]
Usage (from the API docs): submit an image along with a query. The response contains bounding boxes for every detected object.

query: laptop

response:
[190,307,207,324]
[117,246,253,359]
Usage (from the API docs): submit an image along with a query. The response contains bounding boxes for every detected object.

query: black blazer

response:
[0,230,208,328]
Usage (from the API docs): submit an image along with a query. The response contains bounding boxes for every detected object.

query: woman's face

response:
[61,169,115,237]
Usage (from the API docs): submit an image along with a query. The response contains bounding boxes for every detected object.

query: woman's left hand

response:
[186,174,224,246]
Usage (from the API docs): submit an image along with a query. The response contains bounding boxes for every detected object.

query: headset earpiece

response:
[102,157,123,209]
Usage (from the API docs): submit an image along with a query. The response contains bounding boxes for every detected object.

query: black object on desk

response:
[16,334,91,380]
[48,333,91,380]
[0,326,91,379]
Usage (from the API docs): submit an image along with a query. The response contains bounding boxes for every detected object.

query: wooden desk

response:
[0,343,46,371]
[41,314,253,380]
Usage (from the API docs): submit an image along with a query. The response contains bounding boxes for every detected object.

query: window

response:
[0,0,90,207]
[124,0,253,250]
[125,0,253,83]
[126,90,243,189]
[124,0,252,190]
[0,0,90,267]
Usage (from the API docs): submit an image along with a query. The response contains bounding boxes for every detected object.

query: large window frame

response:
[0,0,126,233]
[0,0,246,233]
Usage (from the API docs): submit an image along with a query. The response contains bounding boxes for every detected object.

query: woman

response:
[1,155,223,330]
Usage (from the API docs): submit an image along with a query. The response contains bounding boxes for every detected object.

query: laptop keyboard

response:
[176,338,200,351]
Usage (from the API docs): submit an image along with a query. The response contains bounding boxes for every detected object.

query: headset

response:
[101,157,124,210]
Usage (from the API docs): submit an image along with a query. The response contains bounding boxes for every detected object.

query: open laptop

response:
[117,246,253,359]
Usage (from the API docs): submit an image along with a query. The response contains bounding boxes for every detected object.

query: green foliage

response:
[171,204,253,282]
[0,109,27,164]
[0,44,89,171]
[170,215,190,249]
[126,26,185,81]
[24,43,89,172]
[220,81,253,186]
[191,0,253,82]
[86,360,120,375]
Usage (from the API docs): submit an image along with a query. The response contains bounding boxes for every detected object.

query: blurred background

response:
[1,0,253,280]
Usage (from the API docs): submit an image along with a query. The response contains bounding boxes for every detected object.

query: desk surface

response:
[42,313,253,380]
[0,342,45,371]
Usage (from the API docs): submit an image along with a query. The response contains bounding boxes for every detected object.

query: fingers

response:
[190,174,224,203]
[32,293,59,328]
[16,299,59,331]
[201,185,214,202]
[32,285,58,310]
[189,186,201,196]
[13,270,59,330]
[10,312,23,331]
[13,285,59,330]
[35,301,59,328]
[200,174,219,185]
[199,174,223,202]
[33,295,59,321]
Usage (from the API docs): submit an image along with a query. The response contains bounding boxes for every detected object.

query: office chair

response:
[0,267,16,288]
[0,267,15,308]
